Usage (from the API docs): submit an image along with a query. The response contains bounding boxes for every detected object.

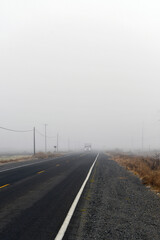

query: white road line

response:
[54,153,99,240]
[0,154,73,173]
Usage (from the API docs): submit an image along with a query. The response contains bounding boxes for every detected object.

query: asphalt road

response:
[0,152,98,240]
[65,153,160,240]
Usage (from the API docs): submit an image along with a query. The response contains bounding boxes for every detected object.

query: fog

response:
[1,0,160,153]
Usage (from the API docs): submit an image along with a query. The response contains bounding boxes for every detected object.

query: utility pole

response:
[57,133,59,152]
[142,122,144,153]
[68,138,70,152]
[149,145,151,156]
[45,124,48,153]
[33,127,36,155]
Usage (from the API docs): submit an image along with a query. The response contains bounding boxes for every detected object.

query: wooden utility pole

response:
[57,133,59,152]
[45,124,47,153]
[33,127,36,155]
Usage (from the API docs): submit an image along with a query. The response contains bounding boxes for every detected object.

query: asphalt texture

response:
[65,153,160,240]
[0,152,97,240]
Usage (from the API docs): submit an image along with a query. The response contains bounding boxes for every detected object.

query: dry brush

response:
[112,153,160,192]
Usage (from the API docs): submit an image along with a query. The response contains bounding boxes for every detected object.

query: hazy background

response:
[0,0,160,153]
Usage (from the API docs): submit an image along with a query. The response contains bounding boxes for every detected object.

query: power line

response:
[0,126,56,138]
[0,126,33,133]
[36,129,45,137]
[0,126,56,154]
[35,129,56,139]
[0,126,35,155]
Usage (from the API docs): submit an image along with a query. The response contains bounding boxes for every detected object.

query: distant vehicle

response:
[84,144,92,151]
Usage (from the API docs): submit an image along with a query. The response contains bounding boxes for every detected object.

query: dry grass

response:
[0,152,64,165]
[34,152,63,159]
[0,155,33,164]
[112,154,160,192]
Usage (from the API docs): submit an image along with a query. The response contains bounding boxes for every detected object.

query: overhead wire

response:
[35,129,56,139]
[0,126,33,133]
[0,126,56,137]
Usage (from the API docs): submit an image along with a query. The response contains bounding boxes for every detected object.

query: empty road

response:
[0,152,98,240]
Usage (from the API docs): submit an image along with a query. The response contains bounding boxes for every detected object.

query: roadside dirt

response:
[65,153,160,240]
[0,153,64,166]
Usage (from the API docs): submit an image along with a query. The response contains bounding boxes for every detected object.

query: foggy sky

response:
[1,0,160,152]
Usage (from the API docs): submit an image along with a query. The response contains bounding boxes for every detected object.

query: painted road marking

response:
[37,170,45,174]
[56,164,60,167]
[0,184,10,189]
[54,153,99,240]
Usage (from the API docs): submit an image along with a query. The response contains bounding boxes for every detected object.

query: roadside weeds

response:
[0,152,64,165]
[111,153,160,194]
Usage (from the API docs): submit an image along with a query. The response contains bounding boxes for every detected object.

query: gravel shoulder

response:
[65,153,160,240]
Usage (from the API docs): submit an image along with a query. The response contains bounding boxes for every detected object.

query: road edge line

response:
[54,153,99,240]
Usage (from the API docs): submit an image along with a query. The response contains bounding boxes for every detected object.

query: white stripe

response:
[54,153,99,240]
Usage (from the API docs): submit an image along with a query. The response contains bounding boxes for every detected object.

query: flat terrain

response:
[0,152,97,240]
[1,152,160,240]
[65,153,160,240]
